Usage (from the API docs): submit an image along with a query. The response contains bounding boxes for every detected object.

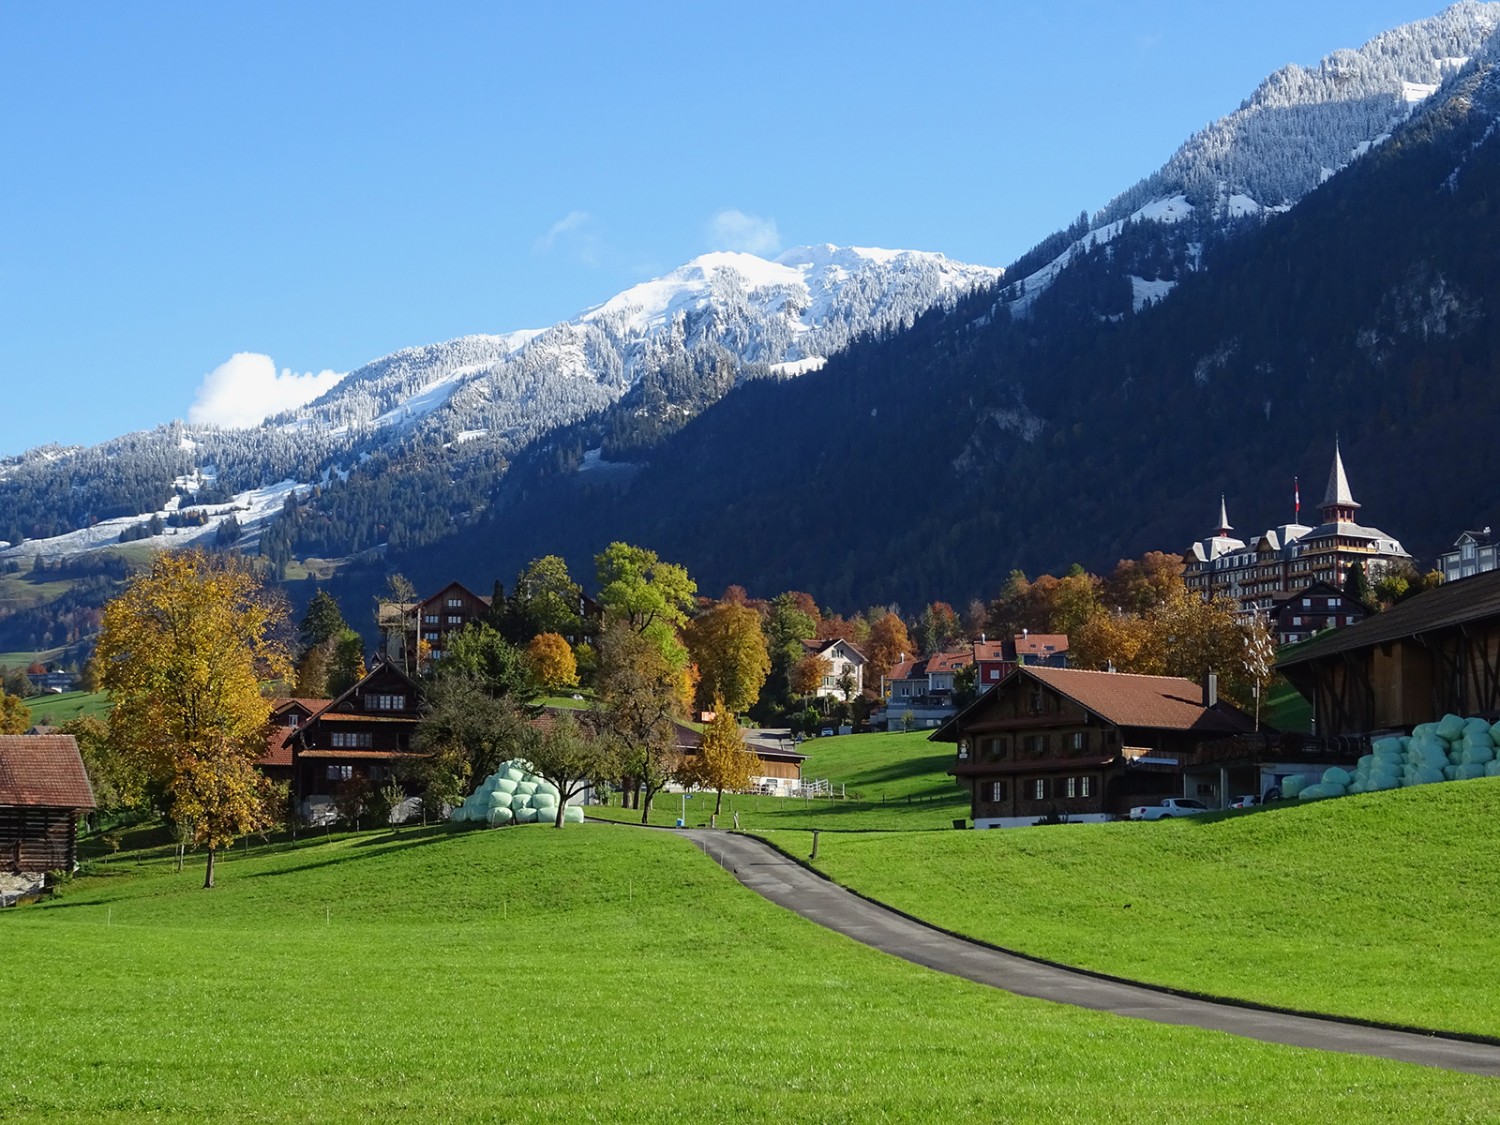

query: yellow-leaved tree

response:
[97,551,291,888]
[686,695,757,816]
[526,631,579,694]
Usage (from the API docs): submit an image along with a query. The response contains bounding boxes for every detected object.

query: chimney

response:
[1202,673,1218,709]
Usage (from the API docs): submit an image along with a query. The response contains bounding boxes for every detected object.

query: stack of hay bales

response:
[448,758,584,825]
[1296,713,1500,801]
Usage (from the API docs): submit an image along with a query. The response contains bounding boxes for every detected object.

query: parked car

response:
[1128,798,1210,821]
[820,727,835,737]
[1228,794,1260,809]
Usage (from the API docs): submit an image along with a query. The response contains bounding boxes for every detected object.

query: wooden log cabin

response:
[934,666,1256,828]
[1277,567,1500,736]
[0,735,96,876]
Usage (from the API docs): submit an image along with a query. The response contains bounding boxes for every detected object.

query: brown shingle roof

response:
[0,735,96,809]
[1023,666,1253,734]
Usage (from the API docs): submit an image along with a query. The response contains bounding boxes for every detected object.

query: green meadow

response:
[587,729,970,831]
[4,824,1497,1123]
[777,777,1500,1037]
[21,689,112,725]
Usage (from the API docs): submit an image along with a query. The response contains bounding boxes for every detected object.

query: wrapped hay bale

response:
[1366,775,1399,791]
[493,778,519,795]
[1457,763,1488,781]
[1321,766,1352,788]
[1372,736,1404,757]
[488,791,513,808]
[1282,776,1306,799]
[1299,784,1331,800]
[1413,766,1446,785]
[1443,764,1459,781]
[1438,714,1466,740]
[450,806,468,822]
[502,767,526,783]
[1462,744,1495,765]
[1487,759,1500,777]
[487,806,515,826]
[563,805,585,824]
[1357,754,1375,772]
[513,806,539,824]
[516,781,538,797]
[531,792,558,810]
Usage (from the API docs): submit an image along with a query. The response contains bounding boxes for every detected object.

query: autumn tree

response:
[96,551,291,888]
[527,631,579,694]
[1102,551,1186,616]
[0,690,29,734]
[63,714,144,814]
[684,696,757,815]
[521,711,618,827]
[865,612,914,685]
[918,601,962,654]
[683,601,771,714]
[595,619,690,822]
[789,653,831,699]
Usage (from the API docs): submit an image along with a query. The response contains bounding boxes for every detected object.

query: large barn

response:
[0,734,96,881]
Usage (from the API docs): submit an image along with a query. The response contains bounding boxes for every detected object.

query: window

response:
[990,781,1008,802]
[1032,779,1046,800]
[424,614,439,624]
[1066,777,1076,798]
[325,765,353,781]
[446,614,463,625]
[957,740,970,761]
[367,693,406,711]
[331,732,373,749]
[1329,597,1341,607]
[425,632,439,643]
[1081,776,1092,798]
[446,598,463,607]
[1068,731,1086,751]
[285,713,301,728]
[1302,598,1312,607]
[1024,734,1047,755]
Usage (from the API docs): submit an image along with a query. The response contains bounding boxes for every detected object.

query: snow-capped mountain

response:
[1003,1,1500,311]
[268,245,999,451]
[0,246,999,557]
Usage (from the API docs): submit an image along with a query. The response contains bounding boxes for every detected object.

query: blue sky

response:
[0,1,1456,456]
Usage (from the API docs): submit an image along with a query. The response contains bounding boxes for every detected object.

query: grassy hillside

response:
[3,825,1494,1122]
[588,729,969,831]
[781,778,1500,1036]
[22,689,111,725]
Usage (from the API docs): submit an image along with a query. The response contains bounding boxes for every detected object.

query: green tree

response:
[96,550,292,888]
[299,589,348,654]
[522,712,618,828]
[63,714,144,814]
[438,622,537,705]
[407,674,530,818]
[505,555,584,643]
[594,542,697,663]
[1343,561,1372,608]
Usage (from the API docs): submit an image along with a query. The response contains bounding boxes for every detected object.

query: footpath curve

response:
[675,828,1500,1078]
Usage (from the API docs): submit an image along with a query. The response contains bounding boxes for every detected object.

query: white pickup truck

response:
[1128,797,1211,821]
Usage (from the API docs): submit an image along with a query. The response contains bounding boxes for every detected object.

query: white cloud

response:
[535,210,603,265]
[707,209,780,255]
[188,352,346,428]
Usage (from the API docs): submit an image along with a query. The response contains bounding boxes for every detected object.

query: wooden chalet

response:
[258,697,331,785]
[291,663,423,820]
[973,633,1069,692]
[1278,568,1500,736]
[934,666,1256,828]
[0,735,96,875]
[1268,581,1369,646]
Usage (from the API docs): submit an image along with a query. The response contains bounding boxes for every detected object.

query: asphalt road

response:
[676,828,1500,1078]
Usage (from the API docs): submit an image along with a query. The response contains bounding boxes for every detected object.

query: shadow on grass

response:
[244,825,472,881]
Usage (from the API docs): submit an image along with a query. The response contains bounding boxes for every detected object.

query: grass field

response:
[21,689,112,725]
[1264,675,1312,733]
[587,729,969,831]
[4,824,1496,1122]
[777,778,1500,1037]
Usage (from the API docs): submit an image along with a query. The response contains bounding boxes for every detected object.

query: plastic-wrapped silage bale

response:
[488,791,513,809]
[1299,784,1331,800]
[1413,767,1446,785]
[531,793,558,810]
[1438,713,1466,740]
[487,806,515,826]
[1282,776,1306,799]
[1457,763,1488,781]
[1372,736,1403,756]
[563,805,585,824]
[1487,759,1500,777]
[450,806,468,822]
[1322,766,1352,788]
[1462,744,1495,765]
[516,781,538,797]
[493,778,518,794]
[513,806,538,824]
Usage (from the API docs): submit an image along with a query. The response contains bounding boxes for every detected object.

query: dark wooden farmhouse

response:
[934,666,1256,828]
[0,735,96,876]
[291,663,422,822]
[1278,568,1500,736]
[258,697,331,786]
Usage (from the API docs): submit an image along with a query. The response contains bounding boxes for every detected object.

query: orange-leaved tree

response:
[685,695,757,816]
[527,631,579,694]
[97,550,291,888]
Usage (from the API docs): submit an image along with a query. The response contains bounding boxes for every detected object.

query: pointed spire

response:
[1321,440,1361,522]
[1216,494,1232,537]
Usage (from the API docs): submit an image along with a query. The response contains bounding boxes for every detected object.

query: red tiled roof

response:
[973,641,1008,662]
[1022,666,1253,734]
[274,697,331,717]
[297,749,410,761]
[885,658,918,682]
[260,728,294,769]
[1015,633,1068,657]
[925,651,972,674]
[0,735,96,809]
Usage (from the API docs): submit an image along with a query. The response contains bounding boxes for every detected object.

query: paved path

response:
[677,829,1500,1078]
